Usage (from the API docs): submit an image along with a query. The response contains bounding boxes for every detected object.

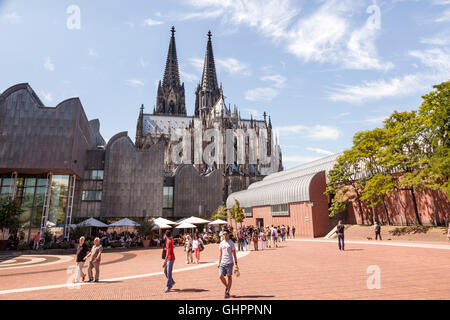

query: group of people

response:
[162,226,239,298]
[74,236,103,283]
[236,225,296,251]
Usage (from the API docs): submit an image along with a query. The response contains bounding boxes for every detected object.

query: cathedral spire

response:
[201,31,219,92]
[195,30,221,117]
[163,26,181,88]
[156,26,186,115]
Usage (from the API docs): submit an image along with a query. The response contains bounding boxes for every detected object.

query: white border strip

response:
[288,239,450,250]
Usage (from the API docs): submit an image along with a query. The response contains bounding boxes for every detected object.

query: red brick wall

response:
[347,188,450,226]
[310,171,331,237]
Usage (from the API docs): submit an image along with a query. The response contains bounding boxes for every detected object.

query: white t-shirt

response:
[219,239,236,265]
[192,239,199,249]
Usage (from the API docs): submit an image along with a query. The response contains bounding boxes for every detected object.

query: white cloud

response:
[1,12,22,24]
[88,48,98,57]
[420,34,450,46]
[142,18,163,26]
[216,58,250,75]
[125,79,145,87]
[190,57,204,73]
[260,74,286,88]
[177,9,224,20]
[330,48,450,103]
[180,70,199,82]
[40,91,53,103]
[283,155,321,164]
[183,0,392,71]
[44,57,55,72]
[244,108,260,117]
[274,124,340,140]
[245,87,279,101]
[140,57,149,68]
[307,147,334,155]
[436,9,450,22]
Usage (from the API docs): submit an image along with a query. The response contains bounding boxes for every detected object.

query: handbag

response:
[162,248,167,260]
[199,242,204,252]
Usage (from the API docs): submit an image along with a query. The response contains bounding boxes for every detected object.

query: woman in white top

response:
[192,233,203,264]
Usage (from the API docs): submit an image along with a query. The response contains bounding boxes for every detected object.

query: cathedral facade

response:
[135,27,283,205]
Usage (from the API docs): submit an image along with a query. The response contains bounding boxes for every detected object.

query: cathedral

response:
[135,27,283,205]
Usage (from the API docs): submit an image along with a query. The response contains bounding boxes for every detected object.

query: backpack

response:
[162,248,167,260]
[199,241,204,252]
[272,230,276,237]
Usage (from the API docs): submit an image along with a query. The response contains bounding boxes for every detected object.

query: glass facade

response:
[271,203,290,217]
[163,186,174,209]
[0,174,70,242]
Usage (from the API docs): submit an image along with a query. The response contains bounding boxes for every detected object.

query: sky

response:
[0,0,449,169]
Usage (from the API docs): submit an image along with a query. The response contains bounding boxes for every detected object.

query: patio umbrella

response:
[77,218,108,228]
[152,223,173,230]
[175,222,197,229]
[153,217,177,225]
[181,216,211,224]
[208,219,228,225]
[108,218,140,227]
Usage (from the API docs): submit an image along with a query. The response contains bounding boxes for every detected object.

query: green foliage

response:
[230,199,245,227]
[211,205,228,221]
[0,197,23,240]
[17,241,30,250]
[326,80,450,225]
[70,225,90,241]
[136,219,155,240]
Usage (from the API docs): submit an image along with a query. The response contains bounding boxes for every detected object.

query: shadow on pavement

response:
[172,288,209,293]
[231,295,275,299]
[343,249,364,251]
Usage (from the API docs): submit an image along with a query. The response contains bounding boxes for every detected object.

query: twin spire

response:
[155,26,220,117]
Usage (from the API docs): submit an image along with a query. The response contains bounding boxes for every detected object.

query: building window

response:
[271,204,289,217]
[163,186,173,209]
[244,207,253,218]
[83,170,104,180]
[82,191,102,201]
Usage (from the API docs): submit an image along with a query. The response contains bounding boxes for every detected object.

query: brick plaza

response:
[0,239,449,300]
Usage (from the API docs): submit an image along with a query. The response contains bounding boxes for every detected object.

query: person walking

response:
[237,228,244,251]
[266,227,272,248]
[252,231,258,251]
[287,226,290,239]
[163,230,176,292]
[85,237,103,282]
[375,221,382,240]
[260,229,265,251]
[292,226,296,239]
[218,230,239,299]
[33,232,40,250]
[336,220,345,251]
[281,225,286,241]
[185,234,193,264]
[75,236,89,283]
[271,226,278,248]
[192,233,202,264]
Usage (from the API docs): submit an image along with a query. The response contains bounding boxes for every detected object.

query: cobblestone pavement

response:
[0,240,449,300]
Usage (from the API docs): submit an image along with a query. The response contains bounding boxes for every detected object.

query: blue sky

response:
[1,0,449,169]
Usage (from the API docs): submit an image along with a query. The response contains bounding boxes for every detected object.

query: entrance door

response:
[256,218,264,229]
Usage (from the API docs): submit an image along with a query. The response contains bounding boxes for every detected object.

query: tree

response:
[136,219,155,240]
[360,174,394,225]
[326,149,368,224]
[230,199,245,230]
[211,205,228,221]
[0,198,23,240]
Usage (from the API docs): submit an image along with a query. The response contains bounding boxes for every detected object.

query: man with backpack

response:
[271,226,278,248]
[375,221,382,240]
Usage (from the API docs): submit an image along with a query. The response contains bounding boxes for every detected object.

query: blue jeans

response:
[164,260,175,289]
[237,239,243,251]
[338,234,344,250]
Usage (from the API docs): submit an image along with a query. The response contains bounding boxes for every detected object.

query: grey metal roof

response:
[226,172,320,209]
[249,153,341,189]
[226,153,342,209]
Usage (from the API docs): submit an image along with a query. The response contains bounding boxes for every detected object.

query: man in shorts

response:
[218,230,239,299]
